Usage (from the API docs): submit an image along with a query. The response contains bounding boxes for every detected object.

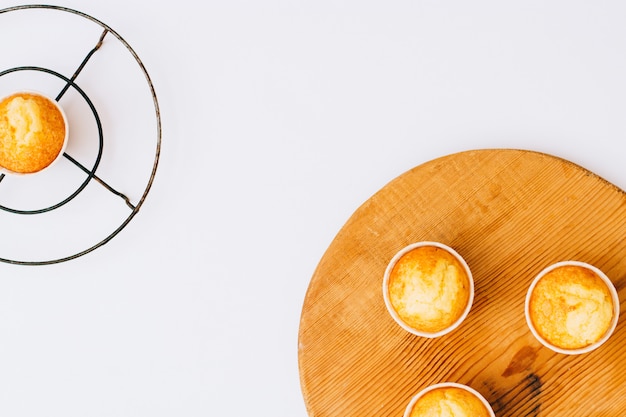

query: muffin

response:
[383,242,473,337]
[526,261,619,353]
[0,91,67,174]
[405,383,494,417]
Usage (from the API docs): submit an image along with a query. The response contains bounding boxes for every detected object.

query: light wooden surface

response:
[298,149,626,417]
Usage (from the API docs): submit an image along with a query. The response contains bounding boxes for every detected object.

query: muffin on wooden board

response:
[384,242,473,337]
[405,383,494,417]
[527,263,616,351]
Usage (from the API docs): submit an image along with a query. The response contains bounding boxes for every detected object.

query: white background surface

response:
[0,1,625,416]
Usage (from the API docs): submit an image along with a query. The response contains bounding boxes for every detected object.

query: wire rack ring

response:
[0,5,162,265]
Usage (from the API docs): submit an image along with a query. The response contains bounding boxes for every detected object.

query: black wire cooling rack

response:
[0,5,161,265]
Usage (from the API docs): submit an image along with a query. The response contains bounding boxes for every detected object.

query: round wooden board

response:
[298,149,626,417]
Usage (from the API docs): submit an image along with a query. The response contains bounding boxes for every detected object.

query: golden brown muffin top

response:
[408,386,491,417]
[388,245,470,334]
[0,92,66,173]
[529,265,614,350]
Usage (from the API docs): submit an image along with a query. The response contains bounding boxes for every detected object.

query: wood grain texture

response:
[298,149,626,417]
